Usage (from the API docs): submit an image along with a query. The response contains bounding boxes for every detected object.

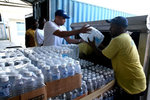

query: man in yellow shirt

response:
[88,16,146,100]
[25,18,38,47]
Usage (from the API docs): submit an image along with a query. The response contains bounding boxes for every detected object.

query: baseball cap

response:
[106,16,128,28]
[55,10,70,19]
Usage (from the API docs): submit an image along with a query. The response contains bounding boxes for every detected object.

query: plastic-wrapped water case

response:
[79,26,104,47]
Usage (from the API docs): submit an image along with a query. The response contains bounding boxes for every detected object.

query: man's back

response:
[102,33,146,94]
[25,28,36,47]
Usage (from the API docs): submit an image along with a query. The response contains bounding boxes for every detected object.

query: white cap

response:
[24,71,32,77]
[61,63,66,67]
[0,63,5,67]
[35,70,42,74]
[0,71,5,75]
[45,66,50,70]
[54,65,59,69]
[15,74,22,80]
[0,75,9,82]
[75,61,80,64]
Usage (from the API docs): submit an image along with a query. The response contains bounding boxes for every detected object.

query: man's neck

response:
[54,20,60,26]
[112,31,125,38]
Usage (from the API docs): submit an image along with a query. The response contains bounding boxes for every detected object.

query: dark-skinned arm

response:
[88,38,108,59]
[53,25,91,38]
[64,37,84,44]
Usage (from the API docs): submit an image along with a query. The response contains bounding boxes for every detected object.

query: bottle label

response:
[63,72,68,78]
[62,54,68,57]
[52,75,59,80]
[0,84,10,97]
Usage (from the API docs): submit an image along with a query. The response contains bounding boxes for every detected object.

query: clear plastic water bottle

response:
[22,58,31,65]
[23,72,36,93]
[96,76,101,89]
[62,93,67,100]
[81,81,88,94]
[18,68,28,75]
[65,92,72,100]
[107,91,111,100]
[43,66,52,82]
[0,75,11,100]
[5,61,14,67]
[28,54,36,65]
[87,79,94,93]
[100,75,106,86]
[110,89,114,100]
[74,61,82,74]
[37,60,45,69]
[59,64,68,79]
[103,92,108,100]
[58,93,66,100]
[35,70,45,89]
[8,72,18,97]
[99,94,103,100]
[51,66,60,81]
[14,60,23,66]
[78,87,83,96]
[12,74,24,97]
[0,62,5,68]
[92,78,98,90]
[72,89,78,99]
[66,62,75,77]
[27,64,39,73]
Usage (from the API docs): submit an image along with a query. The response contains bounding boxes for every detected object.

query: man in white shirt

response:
[43,10,90,46]
[35,17,46,46]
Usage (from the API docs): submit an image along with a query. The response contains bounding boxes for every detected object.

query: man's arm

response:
[88,38,107,58]
[64,37,84,44]
[53,25,91,38]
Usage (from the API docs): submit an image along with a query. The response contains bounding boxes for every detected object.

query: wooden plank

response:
[80,80,115,100]
[142,33,150,75]
[138,33,148,66]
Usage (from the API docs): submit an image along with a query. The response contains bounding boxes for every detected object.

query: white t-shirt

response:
[35,29,44,46]
[43,21,66,46]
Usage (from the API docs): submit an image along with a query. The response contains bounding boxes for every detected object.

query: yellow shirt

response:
[25,28,37,47]
[102,33,146,94]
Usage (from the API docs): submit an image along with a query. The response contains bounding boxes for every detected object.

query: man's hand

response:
[79,24,91,33]
[88,37,97,49]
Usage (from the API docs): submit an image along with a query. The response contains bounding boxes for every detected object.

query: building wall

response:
[0,3,32,47]
[50,0,135,31]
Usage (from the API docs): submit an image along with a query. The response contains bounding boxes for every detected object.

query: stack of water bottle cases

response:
[0,44,115,100]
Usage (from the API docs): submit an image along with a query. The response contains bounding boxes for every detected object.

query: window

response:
[16,22,25,35]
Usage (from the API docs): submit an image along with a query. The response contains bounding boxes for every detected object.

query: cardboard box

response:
[8,96,20,100]
[8,86,47,100]
[46,74,82,98]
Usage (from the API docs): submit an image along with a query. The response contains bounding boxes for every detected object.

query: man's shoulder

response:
[113,33,128,41]
[26,28,35,35]
[45,21,54,25]
[45,21,57,28]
